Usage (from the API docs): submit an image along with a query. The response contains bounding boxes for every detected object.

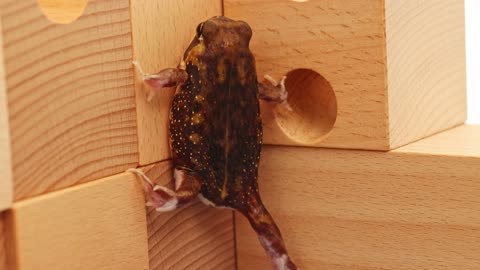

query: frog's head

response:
[196,16,253,49]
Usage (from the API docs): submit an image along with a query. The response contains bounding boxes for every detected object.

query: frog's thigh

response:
[171,168,203,207]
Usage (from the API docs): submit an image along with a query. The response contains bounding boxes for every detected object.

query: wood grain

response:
[4,172,149,270]
[236,124,480,269]
[0,18,12,211]
[224,0,466,150]
[0,0,139,200]
[386,0,466,148]
[136,162,236,270]
[130,0,223,165]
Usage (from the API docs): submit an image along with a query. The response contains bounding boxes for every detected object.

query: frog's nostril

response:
[274,68,337,144]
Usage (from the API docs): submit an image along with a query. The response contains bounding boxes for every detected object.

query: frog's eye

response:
[196,22,205,39]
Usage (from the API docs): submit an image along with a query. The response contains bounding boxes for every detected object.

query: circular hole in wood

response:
[274,69,337,144]
[37,0,87,24]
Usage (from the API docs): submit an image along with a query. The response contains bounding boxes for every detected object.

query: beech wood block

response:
[0,0,138,200]
[236,125,480,269]
[0,19,11,211]
[225,0,466,150]
[136,162,236,270]
[3,172,149,270]
[130,0,223,165]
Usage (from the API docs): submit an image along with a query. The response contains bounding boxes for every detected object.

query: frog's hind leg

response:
[128,168,202,212]
[241,195,298,270]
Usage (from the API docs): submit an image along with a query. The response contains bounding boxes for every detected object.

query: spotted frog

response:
[130,16,297,270]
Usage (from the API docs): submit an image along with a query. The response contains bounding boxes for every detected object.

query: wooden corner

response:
[386,0,466,148]
[0,0,139,201]
[4,172,149,270]
[236,124,480,269]
[130,0,223,165]
[134,161,236,269]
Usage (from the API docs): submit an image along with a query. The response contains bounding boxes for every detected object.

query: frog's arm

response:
[241,195,298,270]
[258,75,292,111]
[133,61,188,101]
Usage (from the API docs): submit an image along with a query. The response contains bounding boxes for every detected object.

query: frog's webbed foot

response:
[132,61,188,101]
[127,168,201,212]
[242,195,298,270]
[258,74,292,111]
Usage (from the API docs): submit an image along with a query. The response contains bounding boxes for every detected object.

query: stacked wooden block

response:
[225,0,478,269]
[0,0,475,269]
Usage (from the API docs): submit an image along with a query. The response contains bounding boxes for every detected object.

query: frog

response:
[128,16,298,270]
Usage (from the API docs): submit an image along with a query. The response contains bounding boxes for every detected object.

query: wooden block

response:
[225,0,466,150]
[236,125,480,269]
[0,19,12,211]
[0,0,138,200]
[0,213,7,270]
[130,0,223,165]
[4,172,149,270]
[137,162,236,270]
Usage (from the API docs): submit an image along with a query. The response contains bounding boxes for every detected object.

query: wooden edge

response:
[236,124,480,269]
[394,124,480,157]
[4,172,149,270]
[0,16,12,212]
[134,160,236,270]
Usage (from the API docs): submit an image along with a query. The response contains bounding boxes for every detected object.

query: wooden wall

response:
[0,0,473,269]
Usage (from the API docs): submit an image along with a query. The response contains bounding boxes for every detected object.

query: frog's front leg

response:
[258,75,292,111]
[133,61,188,101]
[128,168,202,212]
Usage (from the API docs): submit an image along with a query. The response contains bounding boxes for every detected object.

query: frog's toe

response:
[155,197,180,212]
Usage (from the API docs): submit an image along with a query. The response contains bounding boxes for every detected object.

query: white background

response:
[466,0,479,124]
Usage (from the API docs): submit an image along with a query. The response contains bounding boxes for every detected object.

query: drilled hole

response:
[274,69,337,144]
[37,0,87,24]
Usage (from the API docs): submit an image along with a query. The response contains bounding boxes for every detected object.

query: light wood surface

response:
[397,125,480,157]
[130,0,223,165]
[37,0,87,24]
[0,213,7,270]
[0,0,138,200]
[386,0,466,148]
[136,162,236,270]
[236,124,480,269]
[224,0,466,150]
[4,172,149,270]
[0,18,12,211]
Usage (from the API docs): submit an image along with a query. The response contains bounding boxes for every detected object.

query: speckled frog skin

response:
[131,16,297,270]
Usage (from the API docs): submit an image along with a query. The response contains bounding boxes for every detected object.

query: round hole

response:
[37,0,87,24]
[274,69,337,144]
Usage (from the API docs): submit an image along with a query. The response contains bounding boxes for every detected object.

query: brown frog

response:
[129,16,297,270]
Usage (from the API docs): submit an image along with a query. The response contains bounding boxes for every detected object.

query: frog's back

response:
[170,17,262,209]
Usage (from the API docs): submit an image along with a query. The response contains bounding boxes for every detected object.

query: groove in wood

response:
[138,162,236,270]
[130,0,223,164]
